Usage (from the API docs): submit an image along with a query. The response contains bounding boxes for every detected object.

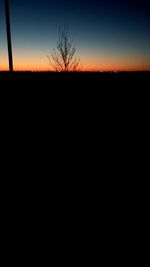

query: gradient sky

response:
[0,0,150,71]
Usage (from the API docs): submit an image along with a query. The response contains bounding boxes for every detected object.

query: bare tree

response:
[48,27,80,72]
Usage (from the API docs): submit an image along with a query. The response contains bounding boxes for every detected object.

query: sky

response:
[0,0,150,71]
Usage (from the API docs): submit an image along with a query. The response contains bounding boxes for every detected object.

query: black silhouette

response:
[5,0,13,71]
[47,26,80,72]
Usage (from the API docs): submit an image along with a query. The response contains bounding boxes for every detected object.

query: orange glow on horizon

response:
[0,47,150,72]
[1,66,149,72]
[1,54,150,72]
[1,65,150,72]
[1,63,150,72]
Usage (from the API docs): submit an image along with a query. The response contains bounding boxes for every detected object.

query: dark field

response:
[1,71,150,85]
[1,70,149,152]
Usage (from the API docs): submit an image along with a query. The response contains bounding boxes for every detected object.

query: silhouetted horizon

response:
[1,70,150,73]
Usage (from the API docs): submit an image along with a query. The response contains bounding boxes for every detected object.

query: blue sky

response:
[0,0,150,70]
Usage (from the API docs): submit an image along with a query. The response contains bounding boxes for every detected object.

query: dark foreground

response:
[0,71,149,157]
[0,71,150,86]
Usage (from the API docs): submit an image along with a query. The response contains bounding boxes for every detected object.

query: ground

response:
[1,71,149,83]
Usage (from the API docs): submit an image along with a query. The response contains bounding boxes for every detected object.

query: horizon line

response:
[0,70,150,73]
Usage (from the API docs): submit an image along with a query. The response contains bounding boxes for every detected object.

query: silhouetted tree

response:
[5,0,13,71]
[48,26,80,72]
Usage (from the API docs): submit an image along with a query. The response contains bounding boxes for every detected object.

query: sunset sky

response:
[0,0,150,71]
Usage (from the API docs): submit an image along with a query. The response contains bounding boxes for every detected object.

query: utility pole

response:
[4,0,13,71]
